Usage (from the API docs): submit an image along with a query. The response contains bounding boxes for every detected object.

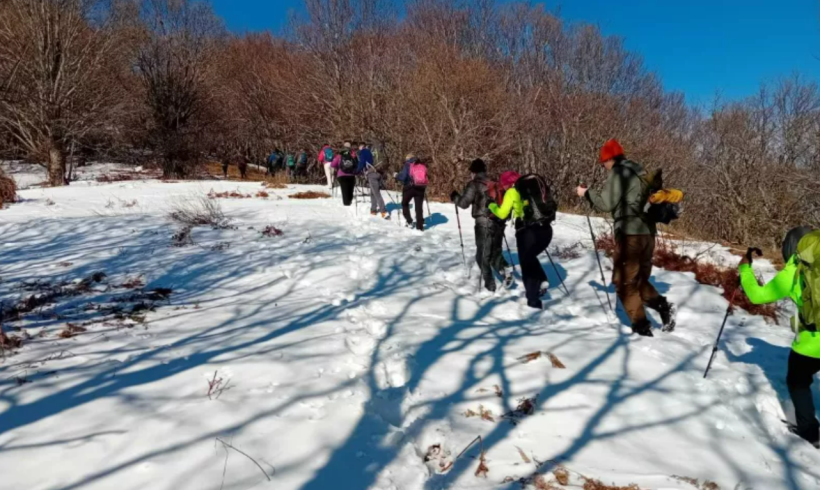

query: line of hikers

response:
[242,137,820,451]
[319,141,430,231]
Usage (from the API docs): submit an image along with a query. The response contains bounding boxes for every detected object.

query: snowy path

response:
[0,180,818,490]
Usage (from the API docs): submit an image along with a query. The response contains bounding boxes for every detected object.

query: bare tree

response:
[133,0,223,178]
[0,0,126,186]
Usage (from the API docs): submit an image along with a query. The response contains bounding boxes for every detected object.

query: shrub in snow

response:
[168,195,229,228]
[0,168,17,207]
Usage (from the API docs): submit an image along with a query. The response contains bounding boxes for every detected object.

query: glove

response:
[449,191,459,203]
[739,247,763,267]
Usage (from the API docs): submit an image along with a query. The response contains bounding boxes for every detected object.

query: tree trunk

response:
[47,142,67,187]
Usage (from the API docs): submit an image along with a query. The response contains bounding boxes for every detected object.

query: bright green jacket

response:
[488,187,525,221]
[740,258,820,359]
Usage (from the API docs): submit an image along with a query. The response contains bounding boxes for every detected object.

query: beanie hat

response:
[405,153,416,162]
[468,159,487,174]
[343,142,351,148]
[599,139,625,163]
[500,171,521,190]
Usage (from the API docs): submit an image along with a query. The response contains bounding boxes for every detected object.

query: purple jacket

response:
[331,151,359,177]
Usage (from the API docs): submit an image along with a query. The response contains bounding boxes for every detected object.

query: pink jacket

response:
[330,154,357,177]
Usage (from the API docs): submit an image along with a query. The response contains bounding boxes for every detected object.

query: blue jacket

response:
[357,148,374,173]
[395,158,417,187]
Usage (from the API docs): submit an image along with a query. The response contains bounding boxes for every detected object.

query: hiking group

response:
[233,137,820,450]
[320,141,429,230]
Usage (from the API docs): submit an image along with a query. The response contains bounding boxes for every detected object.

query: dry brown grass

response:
[582,479,641,490]
[57,324,87,339]
[290,191,330,199]
[550,242,583,260]
[0,331,23,350]
[0,168,17,207]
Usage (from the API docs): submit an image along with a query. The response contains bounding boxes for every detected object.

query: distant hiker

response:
[266,150,278,176]
[319,143,334,189]
[332,142,359,206]
[221,157,230,179]
[238,159,248,180]
[489,171,555,309]
[360,143,387,219]
[286,152,297,179]
[576,139,676,336]
[739,227,820,449]
[395,154,428,231]
[296,148,309,178]
[451,159,511,292]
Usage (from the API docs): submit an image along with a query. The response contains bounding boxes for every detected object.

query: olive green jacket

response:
[586,160,655,236]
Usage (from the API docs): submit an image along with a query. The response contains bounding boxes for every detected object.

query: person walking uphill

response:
[576,139,676,336]
[360,143,388,219]
[395,154,428,231]
[739,227,820,449]
[319,143,335,189]
[451,159,511,292]
[331,142,359,206]
[489,171,555,309]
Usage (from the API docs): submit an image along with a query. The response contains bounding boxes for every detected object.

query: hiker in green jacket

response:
[490,171,556,310]
[576,139,676,336]
[740,226,820,448]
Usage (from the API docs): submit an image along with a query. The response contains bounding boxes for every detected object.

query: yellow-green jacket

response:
[740,257,820,359]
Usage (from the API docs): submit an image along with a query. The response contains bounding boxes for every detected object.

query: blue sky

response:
[210,0,820,105]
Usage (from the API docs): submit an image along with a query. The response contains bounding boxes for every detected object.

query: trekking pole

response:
[704,288,739,379]
[586,214,613,312]
[454,204,468,273]
[503,234,518,278]
[704,248,760,379]
[545,250,570,296]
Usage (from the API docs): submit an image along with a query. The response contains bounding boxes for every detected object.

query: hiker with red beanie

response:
[489,170,556,309]
[576,139,676,336]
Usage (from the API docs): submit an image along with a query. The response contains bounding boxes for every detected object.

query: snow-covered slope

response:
[0,180,817,490]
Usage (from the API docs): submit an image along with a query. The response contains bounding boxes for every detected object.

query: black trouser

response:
[787,350,820,445]
[516,223,552,308]
[338,176,356,206]
[475,220,509,292]
[402,186,426,230]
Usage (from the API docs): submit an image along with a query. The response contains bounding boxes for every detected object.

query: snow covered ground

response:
[2,161,155,190]
[0,178,818,490]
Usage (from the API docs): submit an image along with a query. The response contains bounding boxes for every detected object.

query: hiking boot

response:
[405,221,415,229]
[381,212,389,219]
[527,299,543,310]
[631,320,654,337]
[656,298,678,332]
[370,211,378,216]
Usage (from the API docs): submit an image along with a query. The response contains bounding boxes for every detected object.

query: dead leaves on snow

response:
[517,350,566,369]
[463,405,495,422]
[475,384,503,398]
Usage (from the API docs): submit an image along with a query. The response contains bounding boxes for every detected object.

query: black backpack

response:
[340,150,358,174]
[515,174,557,225]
